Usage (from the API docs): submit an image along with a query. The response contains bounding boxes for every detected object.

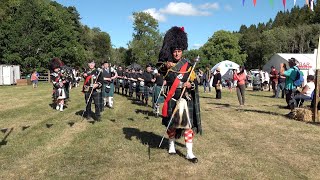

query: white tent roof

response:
[263,50,317,84]
[263,51,316,72]
[211,60,240,80]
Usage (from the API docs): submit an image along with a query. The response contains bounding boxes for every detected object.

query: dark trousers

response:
[85,91,102,118]
[275,82,285,98]
[285,89,296,107]
[236,84,245,105]
[215,87,221,99]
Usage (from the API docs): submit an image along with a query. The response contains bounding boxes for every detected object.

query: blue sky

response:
[55,0,308,49]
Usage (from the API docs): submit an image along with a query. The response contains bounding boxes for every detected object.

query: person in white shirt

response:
[290,75,315,110]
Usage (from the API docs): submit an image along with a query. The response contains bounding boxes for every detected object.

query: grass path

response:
[0,83,320,179]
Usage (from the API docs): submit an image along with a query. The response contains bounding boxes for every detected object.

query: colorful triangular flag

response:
[269,0,274,8]
[294,0,296,6]
[243,0,245,6]
[253,0,257,6]
[283,0,286,9]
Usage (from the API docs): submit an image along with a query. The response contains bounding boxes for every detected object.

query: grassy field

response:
[1,83,320,179]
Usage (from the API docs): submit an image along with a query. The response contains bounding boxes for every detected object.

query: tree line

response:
[0,0,320,73]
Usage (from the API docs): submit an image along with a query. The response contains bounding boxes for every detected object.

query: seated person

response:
[290,75,315,110]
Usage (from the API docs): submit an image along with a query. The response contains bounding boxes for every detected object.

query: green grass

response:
[1,83,320,179]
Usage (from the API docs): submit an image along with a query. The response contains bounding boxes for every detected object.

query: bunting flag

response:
[253,0,257,6]
[306,0,309,5]
[283,0,286,9]
[269,0,274,8]
[243,0,245,6]
[294,0,297,6]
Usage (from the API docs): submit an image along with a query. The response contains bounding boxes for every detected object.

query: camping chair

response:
[297,90,314,107]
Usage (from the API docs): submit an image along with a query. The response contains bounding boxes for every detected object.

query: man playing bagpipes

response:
[49,58,67,112]
[141,64,156,106]
[82,61,103,121]
[136,69,144,101]
[115,66,124,95]
[128,68,138,98]
[124,68,130,96]
[102,62,118,109]
[158,26,202,163]
[152,69,164,117]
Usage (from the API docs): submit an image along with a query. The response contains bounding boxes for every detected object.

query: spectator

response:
[203,67,211,93]
[269,66,278,97]
[212,67,222,99]
[31,70,39,88]
[282,58,298,108]
[275,63,287,98]
[289,75,315,111]
[233,66,246,106]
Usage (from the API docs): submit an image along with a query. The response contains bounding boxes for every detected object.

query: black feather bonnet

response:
[158,26,188,63]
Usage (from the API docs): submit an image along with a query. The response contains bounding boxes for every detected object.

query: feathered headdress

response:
[49,57,64,71]
[158,26,188,63]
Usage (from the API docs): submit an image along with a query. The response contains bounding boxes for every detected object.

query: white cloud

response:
[143,8,166,22]
[224,5,233,11]
[192,43,203,49]
[128,15,135,22]
[199,2,219,10]
[159,2,211,16]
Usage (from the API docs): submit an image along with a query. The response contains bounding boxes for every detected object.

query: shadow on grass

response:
[122,127,184,150]
[248,93,273,98]
[130,99,147,107]
[207,102,231,107]
[49,102,69,110]
[277,105,290,110]
[236,108,286,117]
[200,96,215,99]
[306,122,320,126]
[0,128,13,148]
[135,109,154,117]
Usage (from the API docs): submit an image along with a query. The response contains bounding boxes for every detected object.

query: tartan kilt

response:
[136,85,142,94]
[143,86,153,99]
[53,87,66,100]
[102,83,115,97]
[162,87,202,138]
[152,85,165,104]
[124,80,129,88]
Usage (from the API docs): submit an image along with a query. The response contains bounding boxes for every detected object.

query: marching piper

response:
[152,69,165,117]
[82,61,103,121]
[141,64,155,106]
[49,58,67,112]
[116,66,124,94]
[158,26,202,163]
[102,62,117,108]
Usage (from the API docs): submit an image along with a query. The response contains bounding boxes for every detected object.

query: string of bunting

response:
[242,0,317,11]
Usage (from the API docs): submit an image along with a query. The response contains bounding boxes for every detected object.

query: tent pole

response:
[313,36,320,122]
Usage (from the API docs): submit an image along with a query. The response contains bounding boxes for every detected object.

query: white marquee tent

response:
[210,60,240,80]
[263,50,317,82]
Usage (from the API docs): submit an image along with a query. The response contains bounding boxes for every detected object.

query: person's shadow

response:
[135,109,154,117]
[122,127,185,151]
[49,103,68,110]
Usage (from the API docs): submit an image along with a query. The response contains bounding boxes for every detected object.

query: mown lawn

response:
[0,83,320,179]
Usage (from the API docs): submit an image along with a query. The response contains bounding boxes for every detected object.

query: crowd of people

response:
[46,23,317,164]
[48,26,202,163]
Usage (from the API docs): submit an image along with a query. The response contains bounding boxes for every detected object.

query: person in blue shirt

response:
[282,58,298,108]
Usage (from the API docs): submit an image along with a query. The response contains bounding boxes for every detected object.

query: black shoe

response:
[187,157,198,163]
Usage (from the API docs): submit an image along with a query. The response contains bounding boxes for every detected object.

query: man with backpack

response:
[282,58,302,109]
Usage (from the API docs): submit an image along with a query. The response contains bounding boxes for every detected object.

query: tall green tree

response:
[201,30,247,66]
[128,12,162,66]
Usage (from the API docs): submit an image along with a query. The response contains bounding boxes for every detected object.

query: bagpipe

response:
[60,65,74,82]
